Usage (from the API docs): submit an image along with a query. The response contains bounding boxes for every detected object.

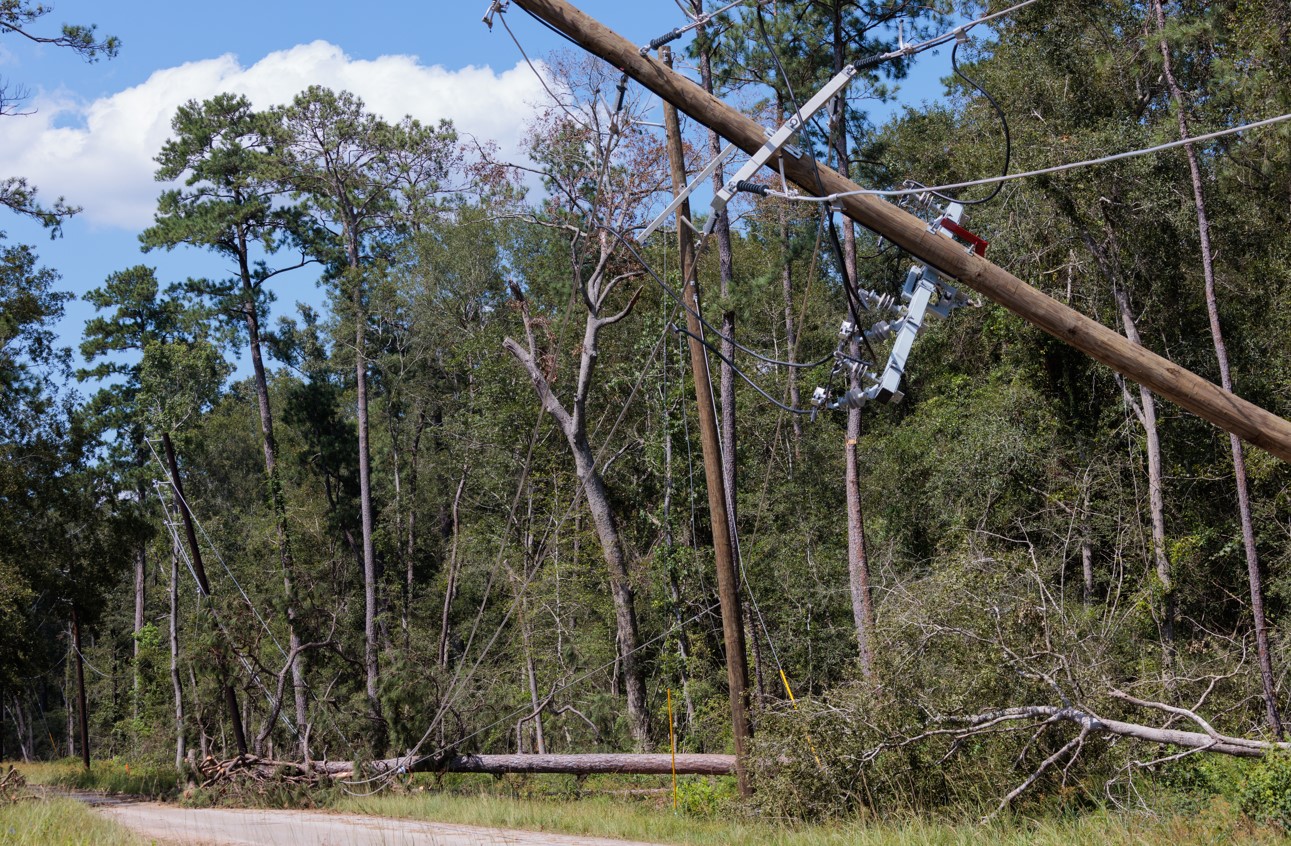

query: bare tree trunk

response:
[1150,0,1282,738]
[9,697,31,762]
[830,6,876,679]
[161,430,249,757]
[64,626,75,758]
[133,545,145,721]
[437,464,469,670]
[351,265,386,755]
[1081,538,1095,605]
[1113,287,1175,663]
[520,599,545,754]
[570,436,650,748]
[170,524,186,770]
[505,298,651,749]
[71,607,90,770]
[237,261,310,762]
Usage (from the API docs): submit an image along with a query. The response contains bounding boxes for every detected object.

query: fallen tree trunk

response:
[312,752,736,778]
[923,690,1291,761]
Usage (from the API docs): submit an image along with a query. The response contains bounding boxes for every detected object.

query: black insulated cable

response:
[927,40,1012,206]
[671,324,817,416]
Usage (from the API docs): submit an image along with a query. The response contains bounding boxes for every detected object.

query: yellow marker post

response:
[668,688,677,810]
[779,669,823,769]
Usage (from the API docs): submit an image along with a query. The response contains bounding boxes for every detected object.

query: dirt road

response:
[98,803,665,846]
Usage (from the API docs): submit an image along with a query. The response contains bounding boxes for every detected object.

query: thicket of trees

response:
[2,0,1289,819]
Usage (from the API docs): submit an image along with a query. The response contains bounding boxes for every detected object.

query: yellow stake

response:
[668,688,677,810]
[780,669,823,768]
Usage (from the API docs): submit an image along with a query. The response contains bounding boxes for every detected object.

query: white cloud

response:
[0,41,548,229]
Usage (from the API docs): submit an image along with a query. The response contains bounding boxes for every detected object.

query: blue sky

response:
[2,1,955,378]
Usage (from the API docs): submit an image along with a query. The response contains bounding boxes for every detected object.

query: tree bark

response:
[349,254,387,755]
[437,463,469,670]
[71,608,90,770]
[1113,287,1174,662]
[133,544,145,721]
[1149,0,1282,738]
[237,253,310,762]
[170,523,186,770]
[503,299,650,750]
[831,4,876,680]
[314,752,736,777]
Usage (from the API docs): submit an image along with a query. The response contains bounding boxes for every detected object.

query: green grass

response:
[14,759,180,798]
[332,785,1286,846]
[0,799,146,846]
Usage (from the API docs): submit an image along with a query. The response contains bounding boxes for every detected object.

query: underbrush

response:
[0,798,143,845]
[15,758,180,798]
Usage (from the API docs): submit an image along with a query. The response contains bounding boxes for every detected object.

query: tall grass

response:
[333,789,1284,846]
[14,759,180,798]
[0,799,143,845]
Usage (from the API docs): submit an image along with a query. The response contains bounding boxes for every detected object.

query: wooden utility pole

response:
[660,46,753,796]
[161,431,249,757]
[508,0,1291,464]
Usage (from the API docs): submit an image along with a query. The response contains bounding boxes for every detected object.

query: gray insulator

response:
[841,388,870,409]
[864,321,892,343]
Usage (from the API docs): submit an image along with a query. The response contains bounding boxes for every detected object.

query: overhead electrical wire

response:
[766,111,1291,204]
[601,223,835,371]
[937,39,1012,206]
[671,323,816,416]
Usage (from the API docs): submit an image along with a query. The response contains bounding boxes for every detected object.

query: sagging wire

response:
[671,323,817,416]
[764,110,1291,204]
[641,0,773,55]
[603,223,835,370]
[940,39,1011,206]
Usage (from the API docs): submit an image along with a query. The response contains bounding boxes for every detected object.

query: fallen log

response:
[431,753,735,776]
[314,752,736,778]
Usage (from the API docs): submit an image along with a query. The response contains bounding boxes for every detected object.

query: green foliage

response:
[1237,752,1291,830]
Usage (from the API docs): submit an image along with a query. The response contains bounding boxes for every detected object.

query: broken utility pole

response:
[661,46,753,797]
[509,0,1291,464]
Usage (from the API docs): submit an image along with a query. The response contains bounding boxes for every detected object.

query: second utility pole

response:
[660,46,752,797]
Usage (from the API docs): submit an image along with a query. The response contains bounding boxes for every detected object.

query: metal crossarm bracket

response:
[705,62,861,235]
[822,202,981,410]
[639,142,737,241]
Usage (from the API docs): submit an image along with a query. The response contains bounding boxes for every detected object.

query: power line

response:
[766,111,1291,204]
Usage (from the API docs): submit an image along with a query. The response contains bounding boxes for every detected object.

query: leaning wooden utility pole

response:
[508,0,1291,464]
[660,46,753,797]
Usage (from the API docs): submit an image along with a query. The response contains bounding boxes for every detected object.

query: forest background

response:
[2,0,1291,825]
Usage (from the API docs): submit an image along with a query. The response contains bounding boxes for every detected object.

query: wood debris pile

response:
[0,767,27,803]
[196,754,327,793]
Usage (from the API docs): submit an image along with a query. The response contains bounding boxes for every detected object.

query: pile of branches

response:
[196,754,328,794]
[0,766,28,803]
